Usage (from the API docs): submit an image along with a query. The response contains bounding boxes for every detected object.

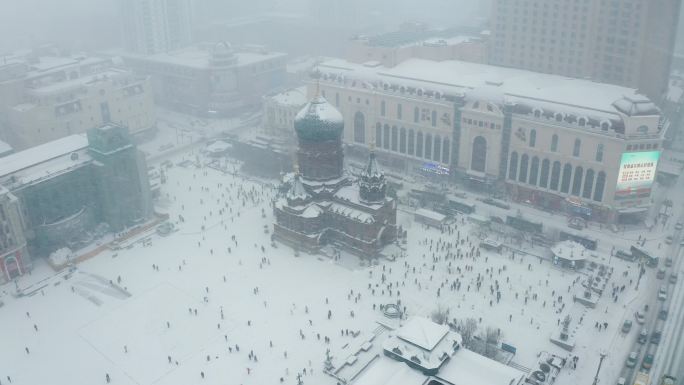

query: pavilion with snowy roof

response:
[551,240,588,269]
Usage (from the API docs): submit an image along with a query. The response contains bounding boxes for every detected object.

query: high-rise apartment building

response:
[489,0,681,103]
[120,0,194,55]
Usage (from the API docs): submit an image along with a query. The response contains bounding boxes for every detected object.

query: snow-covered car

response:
[675,222,683,231]
[657,268,666,279]
[638,329,648,344]
[626,351,638,368]
[665,235,673,245]
[621,320,633,333]
[635,311,646,324]
[670,273,678,284]
[617,377,626,385]
[665,257,673,267]
[658,286,668,301]
[651,330,662,344]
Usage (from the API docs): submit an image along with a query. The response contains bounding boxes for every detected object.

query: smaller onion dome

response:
[359,149,387,204]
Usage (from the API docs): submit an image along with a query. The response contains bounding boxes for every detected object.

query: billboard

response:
[614,151,660,200]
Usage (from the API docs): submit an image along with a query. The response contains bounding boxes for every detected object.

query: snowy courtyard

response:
[0,150,653,385]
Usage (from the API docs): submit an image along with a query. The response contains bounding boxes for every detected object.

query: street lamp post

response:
[592,352,607,385]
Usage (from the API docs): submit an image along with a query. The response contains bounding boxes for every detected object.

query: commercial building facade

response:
[0,50,156,150]
[489,0,681,103]
[120,42,287,116]
[314,58,665,224]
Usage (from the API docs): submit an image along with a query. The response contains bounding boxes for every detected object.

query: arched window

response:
[593,171,606,202]
[431,111,437,127]
[434,136,441,162]
[416,132,424,157]
[540,159,550,188]
[550,161,561,190]
[472,136,487,172]
[375,123,382,148]
[529,129,536,147]
[414,107,419,123]
[391,126,398,151]
[353,111,365,143]
[397,104,402,120]
[400,127,407,153]
[595,144,604,162]
[534,109,541,118]
[519,154,529,183]
[508,152,519,180]
[408,129,415,155]
[425,134,433,159]
[578,117,586,127]
[573,138,581,157]
[572,166,583,196]
[583,169,595,199]
[529,156,540,186]
[561,163,573,193]
[442,138,450,164]
[383,124,390,150]
[551,134,558,152]
[380,101,386,116]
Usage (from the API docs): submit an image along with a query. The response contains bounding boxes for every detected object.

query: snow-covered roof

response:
[334,185,383,210]
[415,208,446,223]
[436,348,526,385]
[551,240,587,261]
[269,86,308,107]
[328,202,375,223]
[317,58,652,121]
[0,134,89,178]
[0,140,12,156]
[121,46,286,69]
[352,357,428,385]
[396,316,449,351]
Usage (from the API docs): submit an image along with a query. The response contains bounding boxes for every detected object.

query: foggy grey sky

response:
[0,0,489,53]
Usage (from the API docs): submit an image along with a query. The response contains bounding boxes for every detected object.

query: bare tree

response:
[458,318,478,349]
[431,305,448,325]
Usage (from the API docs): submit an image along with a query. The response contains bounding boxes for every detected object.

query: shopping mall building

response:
[312,58,666,224]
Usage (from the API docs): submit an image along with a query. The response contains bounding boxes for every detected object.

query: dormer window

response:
[578,117,587,127]
[555,113,564,122]
[600,120,611,131]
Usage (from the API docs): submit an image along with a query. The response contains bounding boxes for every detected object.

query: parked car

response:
[622,320,633,333]
[642,353,654,370]
[658,268,666,279]
[617,377,626,385]
[635,311,647,324]
[666,235,674,245]
[626,351,638,368]
[675,222,683,230]
[670,273,678,284]
[651,330,662,345]
[659,306,669,320]
[665,257,673,267]
[638,329,649,344]
[659,285,668,301]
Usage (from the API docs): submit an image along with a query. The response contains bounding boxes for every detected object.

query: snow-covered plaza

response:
[0,150,653,385]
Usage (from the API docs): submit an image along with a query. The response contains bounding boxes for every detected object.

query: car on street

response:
[626,351,638,368]
[622,320,633,333]
[659,306,669,320]
[660,375,677,385]
[659,285,668,301]
[666,235,673,244]
[675,222,683,231]
[658,268,666,279]
[670,273,678,284]
[635,311,647,324]
[638,329,649,344]
[651,330,662,345]
[617,377,626,385]
[642,353,654,370]
[665,257,673,267]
